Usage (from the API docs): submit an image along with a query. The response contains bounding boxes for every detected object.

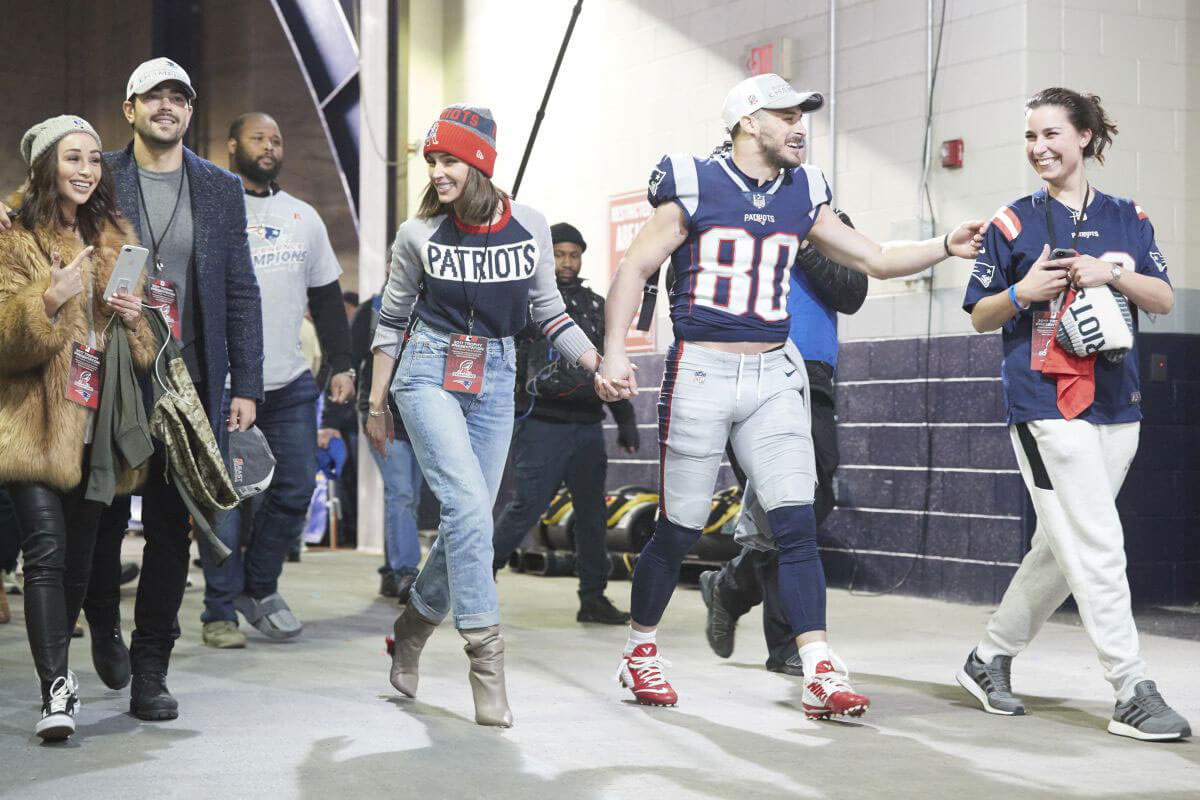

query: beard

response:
[135,114,186,147]
[233,146,283,184]
[756,130,804,171]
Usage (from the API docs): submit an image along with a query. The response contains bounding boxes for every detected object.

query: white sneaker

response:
[35,671,80,741]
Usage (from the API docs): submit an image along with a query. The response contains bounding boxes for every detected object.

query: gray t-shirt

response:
[137,166,194,345]
[234,188,341,391]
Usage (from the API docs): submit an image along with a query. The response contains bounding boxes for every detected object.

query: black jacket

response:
[517,278,638,449]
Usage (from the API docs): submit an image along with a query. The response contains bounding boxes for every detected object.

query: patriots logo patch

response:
[648,167,666,196]
[1150,249,1167,272]
[972,261,995,288]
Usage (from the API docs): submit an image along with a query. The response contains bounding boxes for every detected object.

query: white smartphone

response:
[103,245,149,302]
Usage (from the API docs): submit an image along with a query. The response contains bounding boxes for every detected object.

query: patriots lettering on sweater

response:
[424,242,537,281]
[962,187,1171,425]
[647,152,831,343]
[372,196,593,365]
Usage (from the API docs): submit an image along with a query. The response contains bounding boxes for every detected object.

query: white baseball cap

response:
[126,57,196,100]
[721,73,823,132]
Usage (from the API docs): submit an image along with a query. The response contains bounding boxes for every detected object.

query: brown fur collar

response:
[0,190,154,493]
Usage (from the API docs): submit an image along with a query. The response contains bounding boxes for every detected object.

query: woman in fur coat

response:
[0,116,156,741]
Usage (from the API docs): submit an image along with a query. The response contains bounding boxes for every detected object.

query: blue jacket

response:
[104,145,264,433]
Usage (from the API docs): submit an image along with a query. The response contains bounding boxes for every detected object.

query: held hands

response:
[227,397,257,433]
[328,372,355,404]
[1015,244,1071,305]
[596,351,638,401]
[947,221,987,259]
[43,247,91,317]
[365,405,395,459]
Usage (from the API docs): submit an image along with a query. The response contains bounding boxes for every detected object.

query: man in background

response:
[492,223,640,625]
[199,112,353,648]
[701,209,867,674]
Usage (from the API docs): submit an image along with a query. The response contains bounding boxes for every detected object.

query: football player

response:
[599,73,985,717]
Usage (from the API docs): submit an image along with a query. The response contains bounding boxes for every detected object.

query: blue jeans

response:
[369,437,424,576]
[202,372,320,622]
[395,321,515,630]
[492,418,609,598]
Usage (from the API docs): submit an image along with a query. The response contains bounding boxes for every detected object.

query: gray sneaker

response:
[1109,680,1191,741]
[699,570,736,659]
[235,592,302,640]
[956,649,1026,715]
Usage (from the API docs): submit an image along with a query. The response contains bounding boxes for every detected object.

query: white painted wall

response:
[435,0,1199,345]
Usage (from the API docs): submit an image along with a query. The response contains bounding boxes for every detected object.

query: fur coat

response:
[0,192,157,493]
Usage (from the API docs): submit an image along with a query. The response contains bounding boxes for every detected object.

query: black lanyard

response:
[452,198,499,336]
[1043,184,1090,252]
[136,167,186,272]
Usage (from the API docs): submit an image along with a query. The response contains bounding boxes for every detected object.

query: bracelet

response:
[368,408,388,417]
[942,233,952,258]
[1008,284,1027,313]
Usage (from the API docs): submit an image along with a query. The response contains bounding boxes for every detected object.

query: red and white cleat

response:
[617,643,678,706]
[802,660,870,719]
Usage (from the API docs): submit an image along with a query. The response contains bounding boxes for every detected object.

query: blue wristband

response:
[1008,284,1025,312]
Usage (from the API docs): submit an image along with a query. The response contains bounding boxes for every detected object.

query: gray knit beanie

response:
[20,115,102,167]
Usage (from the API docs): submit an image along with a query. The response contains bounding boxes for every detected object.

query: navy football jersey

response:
[647,153,832,343]
[962,188,1171,424]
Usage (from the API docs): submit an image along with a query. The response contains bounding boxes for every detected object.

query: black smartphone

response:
[1049,247,1077,260]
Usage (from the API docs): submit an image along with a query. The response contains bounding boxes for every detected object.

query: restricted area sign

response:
[608,190,657,353]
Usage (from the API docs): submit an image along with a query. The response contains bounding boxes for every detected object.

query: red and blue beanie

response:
[423,104,497,178]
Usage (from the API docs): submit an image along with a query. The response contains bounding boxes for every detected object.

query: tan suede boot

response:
[459,626,513,727]
[390,605,437,697]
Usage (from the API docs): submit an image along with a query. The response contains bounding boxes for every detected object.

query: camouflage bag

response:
[144,309,236,564]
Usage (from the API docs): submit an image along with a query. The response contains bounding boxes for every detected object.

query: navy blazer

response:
[104,145,265,433]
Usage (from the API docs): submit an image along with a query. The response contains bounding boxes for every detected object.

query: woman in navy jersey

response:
[958,88,1188,741]
[365,105,602,727]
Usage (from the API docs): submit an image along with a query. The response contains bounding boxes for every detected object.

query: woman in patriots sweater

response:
[958,88,1186,741]
[366,105,603,727]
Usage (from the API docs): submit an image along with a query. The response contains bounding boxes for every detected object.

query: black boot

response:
[130,672,178,721]
[576,593,631,625]
[89,617,132,690]
[85,596,130,690]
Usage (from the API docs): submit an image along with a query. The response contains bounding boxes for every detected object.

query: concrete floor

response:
[1,547,1198,800]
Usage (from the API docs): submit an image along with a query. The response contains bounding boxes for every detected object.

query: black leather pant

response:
[8,480,104,696]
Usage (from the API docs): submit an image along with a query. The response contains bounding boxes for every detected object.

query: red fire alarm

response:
[941,138,964,168]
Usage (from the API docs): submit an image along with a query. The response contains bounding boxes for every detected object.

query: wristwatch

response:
[1109,263,1123,283]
